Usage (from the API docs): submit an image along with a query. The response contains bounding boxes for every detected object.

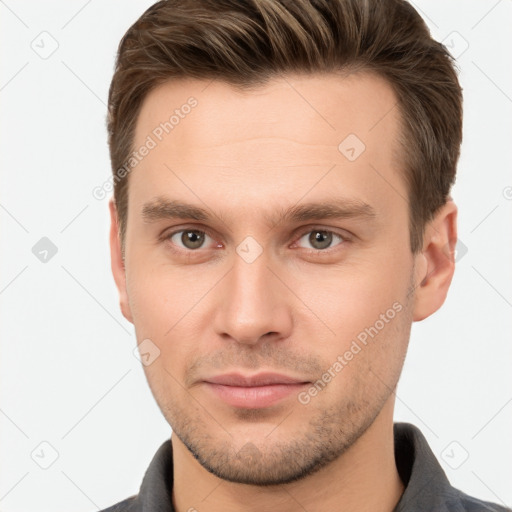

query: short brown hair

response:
[107,0,463,256]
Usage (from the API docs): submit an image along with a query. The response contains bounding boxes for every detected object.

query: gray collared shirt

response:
[99,422,510,512]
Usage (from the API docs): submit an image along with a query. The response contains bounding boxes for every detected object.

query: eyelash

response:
[161,226,351,257]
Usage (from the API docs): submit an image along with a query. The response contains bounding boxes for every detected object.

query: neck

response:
[172,399,403,512]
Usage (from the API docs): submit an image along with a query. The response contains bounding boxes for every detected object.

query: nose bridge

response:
[214,245,291,345]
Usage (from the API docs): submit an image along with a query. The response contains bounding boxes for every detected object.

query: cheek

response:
[293,255,410,339]
[125,262,214,376]
[289,251,413,395]
[306,296,412,412]
[127,273,192,403]
[125,253,198,332]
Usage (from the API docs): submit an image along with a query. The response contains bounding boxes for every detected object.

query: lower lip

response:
[204,382,308,409]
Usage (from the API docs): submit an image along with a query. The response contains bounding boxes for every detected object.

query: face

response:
[110,72,441,485]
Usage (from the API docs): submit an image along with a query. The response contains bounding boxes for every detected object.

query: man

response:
[101,0,509,511]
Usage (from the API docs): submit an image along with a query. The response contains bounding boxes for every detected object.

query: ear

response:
[109,198,134,324]
[412,199,458,322]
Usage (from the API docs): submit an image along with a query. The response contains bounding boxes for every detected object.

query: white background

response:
[1,1,511,510]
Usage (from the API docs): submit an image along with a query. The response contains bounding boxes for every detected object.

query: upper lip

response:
[204,372,309,387]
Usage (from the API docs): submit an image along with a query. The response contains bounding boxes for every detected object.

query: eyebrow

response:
[141,195,377,227]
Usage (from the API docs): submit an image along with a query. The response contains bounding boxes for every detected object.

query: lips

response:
[203,372,310,409]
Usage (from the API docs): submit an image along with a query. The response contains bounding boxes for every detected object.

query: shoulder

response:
[97,495,139,512]
[453,490,511,512]
[393,423,511,512]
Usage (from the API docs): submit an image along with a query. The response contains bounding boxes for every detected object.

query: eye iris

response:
[182,230,205,249]
[309,230,332,250]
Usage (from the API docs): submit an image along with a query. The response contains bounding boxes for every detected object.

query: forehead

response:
[134,71,400,149]
[128,72,404,223]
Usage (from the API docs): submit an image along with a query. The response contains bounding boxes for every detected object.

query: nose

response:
[213,248,293,346]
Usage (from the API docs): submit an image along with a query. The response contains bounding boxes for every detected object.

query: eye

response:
[167,229,214,250]
[296,229,346,251]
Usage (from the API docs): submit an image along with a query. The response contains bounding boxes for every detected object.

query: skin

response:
[109,72,457,512]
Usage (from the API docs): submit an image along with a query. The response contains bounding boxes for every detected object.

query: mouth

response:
[202,372,311,409]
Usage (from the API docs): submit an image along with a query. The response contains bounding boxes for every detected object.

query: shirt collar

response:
[126,422,492,512]
[392,422,454,511]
